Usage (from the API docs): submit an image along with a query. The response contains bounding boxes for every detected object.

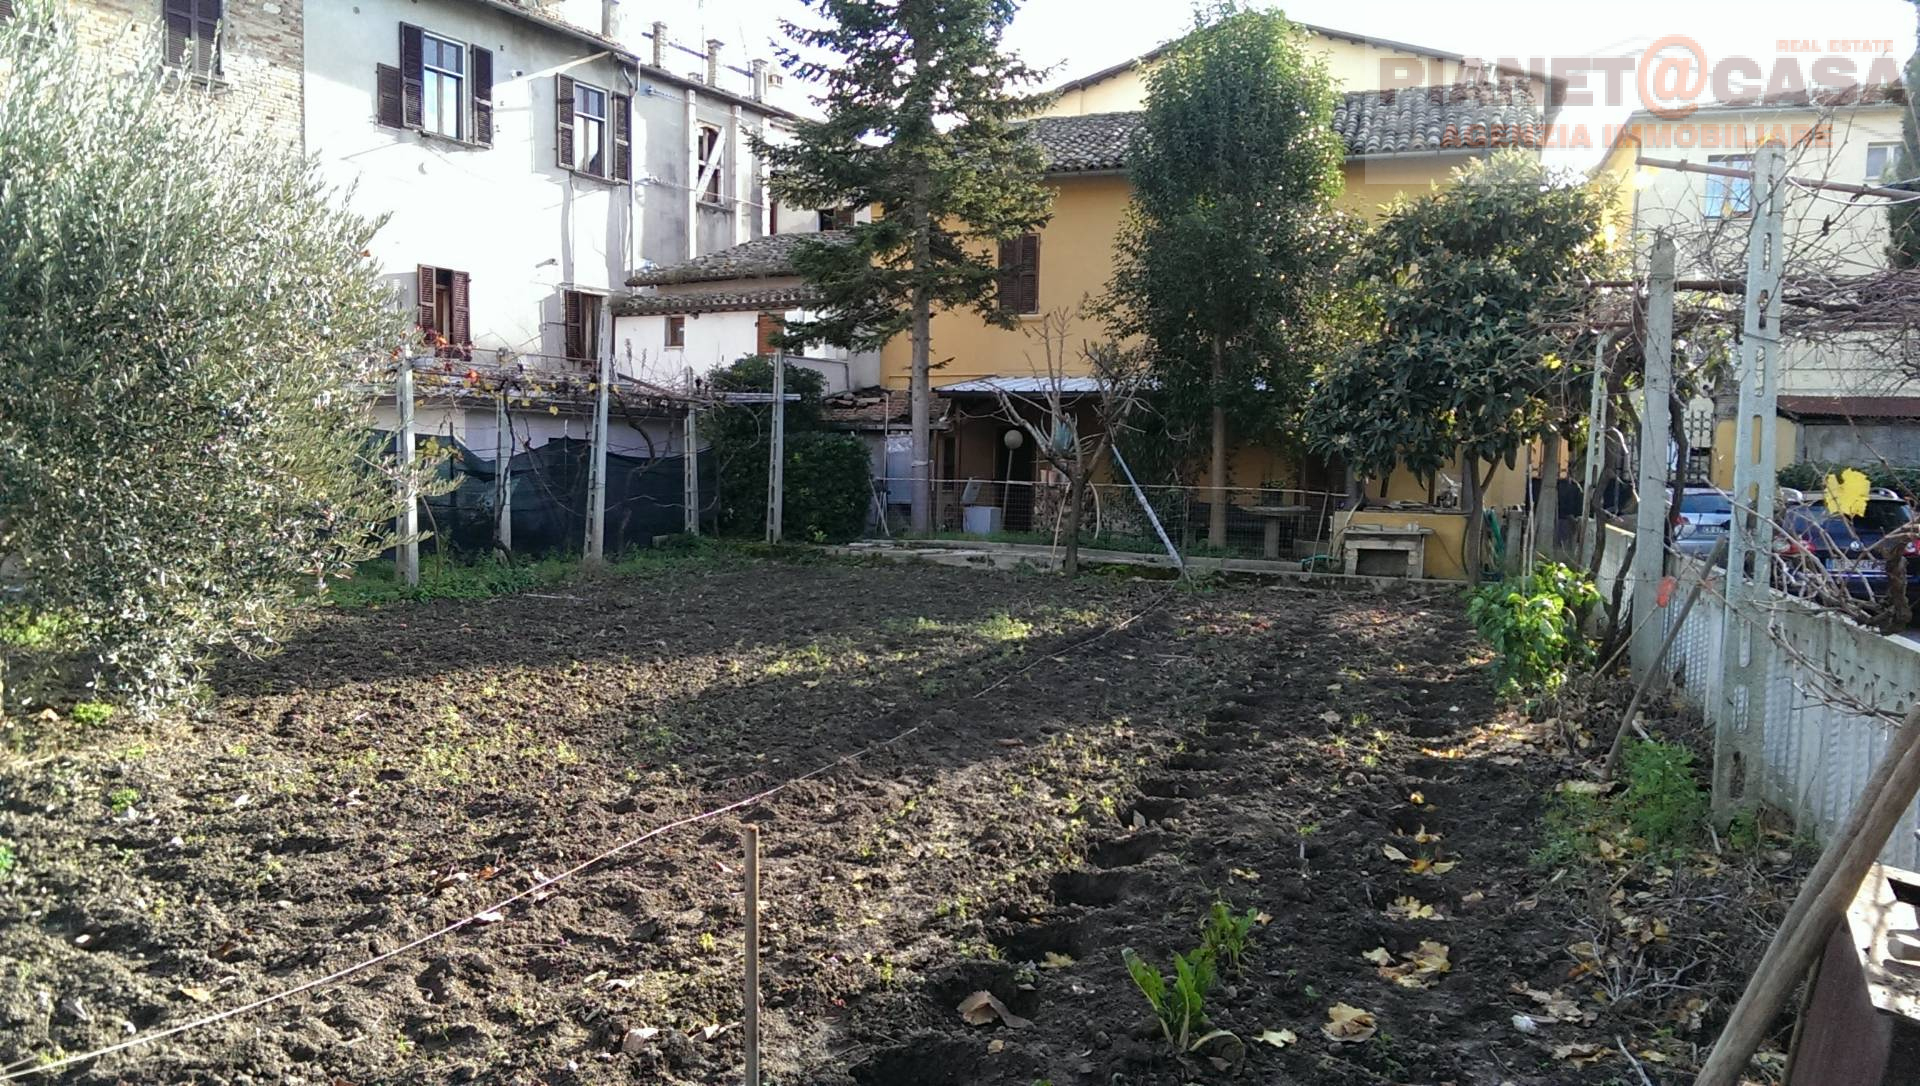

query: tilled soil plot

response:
[1,558,1758,1085]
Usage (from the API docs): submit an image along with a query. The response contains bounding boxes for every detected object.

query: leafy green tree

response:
[704,357,871,542]
[1304,151,1618,580]
[757,0,1054,533]
[1888,7,1920,267]
[0,2,418,709]
[1105,4,1352,548]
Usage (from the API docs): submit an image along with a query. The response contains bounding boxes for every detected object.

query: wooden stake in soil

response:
[743,825,760,1086]
[1694,703,1920,1086]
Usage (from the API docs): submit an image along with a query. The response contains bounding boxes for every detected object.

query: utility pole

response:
[396,361,419,587]
[585,347,611,564]
[494,387,512,555]
[766,351,785,544]
[1631,234,1675,679]
[684,406,700,536]
[1717,140,1787,815]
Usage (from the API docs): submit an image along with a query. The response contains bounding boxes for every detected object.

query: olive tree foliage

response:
[1303,151,1619,579]
[0,2,421,709]
[1105,3,1354,548]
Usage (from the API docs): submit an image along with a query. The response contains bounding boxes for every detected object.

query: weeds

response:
[106,787,138,815]
[1123,946,1215,1051]
[69,700,113,726]
[1618,740,1709,855]
[0,842,14,876]
[1200,900,1259,973]
[977,612,1034,642]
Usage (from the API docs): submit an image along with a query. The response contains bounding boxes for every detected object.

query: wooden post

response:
[494,389,512,555]
[1695,705,1920,1086]
[396,362,419,587]
[1630,235,1675,678]
[766,352,784,545]
[742,825,761,1086]
[684,407,700,536]
[584,349,611,564]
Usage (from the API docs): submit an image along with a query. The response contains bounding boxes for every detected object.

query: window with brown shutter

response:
[470,45,494,146]
[163,0,222,80]
[375,64,404,128]
[755,313,784,357]
[562,291,602,364]
[398,23,424,128]
[416,265,472,359]
[696,124,724,203]
[665,316,686,349]
[997,234,1040,314]
[555,74,575,170]
[611,94,632,183]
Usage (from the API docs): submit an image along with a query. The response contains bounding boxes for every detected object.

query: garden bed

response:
[0,556,1798,1083]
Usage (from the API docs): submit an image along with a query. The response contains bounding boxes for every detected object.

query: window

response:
[819,207,855,230]
[696,124,724,203]
[997,234,1040,314]
[665,315,687,348]
[415,265,471,359]
[163,0,221,80]
[1703,154,1753,218]
[420,31,464,139]
[555,75,631,181]
[1868,141,1901,184]
[573,83,606,175]
[563,290,602,363]
[378,26,492,145]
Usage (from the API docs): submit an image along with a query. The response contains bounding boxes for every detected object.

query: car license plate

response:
[1826,557,1876,573]
[1691,524,1727,535]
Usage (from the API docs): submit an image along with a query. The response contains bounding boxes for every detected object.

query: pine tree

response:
[1105,4,1351,548]
[759,0,1054,532]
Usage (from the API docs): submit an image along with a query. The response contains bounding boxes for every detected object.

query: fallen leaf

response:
[1256,1028,1297,1048]
[1553,1041,1610,1065]
[1386,896,1441,920]
[1381,844,1411,863]
[1322,1002,1377,1043]
[1040,952,1074,969]
[1409,791,1426,805]
[1230,867,1260,882]
[957,990,1033,1030]
[178,986,213,1004]
[620,1027,659,1054]
[1427,860,1458,875]
[1362,947,1394,965]
[1377,940,1451,989]
[1412,825,1443,844]
[1254,911,1272,926]
[1558,779,1606,796]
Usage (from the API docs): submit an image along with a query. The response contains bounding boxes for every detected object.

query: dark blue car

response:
[1782,497,1920,603]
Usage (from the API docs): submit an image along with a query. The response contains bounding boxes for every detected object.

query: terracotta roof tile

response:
[613,285,821,316]
[626,230,851,286]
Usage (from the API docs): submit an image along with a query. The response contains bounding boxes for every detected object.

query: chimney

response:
[751,58,767,101]
[651,21,667,68]
[600,0,618,39]
[706,38,723,86]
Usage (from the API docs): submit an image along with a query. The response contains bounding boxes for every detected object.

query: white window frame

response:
[696,123,725,206]
[421,29,465,140]
[1703,153,1754,219]
[573,79,609,177]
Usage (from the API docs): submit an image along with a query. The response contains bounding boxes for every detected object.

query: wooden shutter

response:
[555,75,576,169]
[163,0,192,69]
[563,291,584,361]
[1016,234,1040,314]
[470,46,494,146]
[611,94,632,182]
[375,64,404,129]
[449,271,471,357]
[0,0,15,21]
[415,265,437,343]
[193,0,220,78]
[399,23,424,128]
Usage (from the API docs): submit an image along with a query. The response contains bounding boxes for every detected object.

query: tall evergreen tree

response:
[1887,4,1920,267]
[1105,4,1350,548]
[759,0,1054,532]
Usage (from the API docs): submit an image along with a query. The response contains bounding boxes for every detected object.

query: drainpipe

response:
[651,21,667,68]
[706,39,723,86]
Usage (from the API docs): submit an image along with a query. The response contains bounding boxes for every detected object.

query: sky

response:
[640,0,1919,170]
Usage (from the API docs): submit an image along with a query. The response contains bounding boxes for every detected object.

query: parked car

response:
[1780,497,1920,603]
[1671,487,1733,558]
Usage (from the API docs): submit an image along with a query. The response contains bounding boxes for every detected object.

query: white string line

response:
[0,583,1173,1082]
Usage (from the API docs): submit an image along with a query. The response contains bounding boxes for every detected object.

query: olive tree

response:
[0,1,419,709]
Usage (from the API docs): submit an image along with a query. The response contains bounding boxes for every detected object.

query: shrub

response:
[784,432,873,543]
[1619,740,1709,854]
[0,2,418,709]
[1466,561,1599,697]
[705,357,872,542]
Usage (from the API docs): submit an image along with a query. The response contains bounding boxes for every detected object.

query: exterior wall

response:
[1708,417,1799,490]
[69,0,303,145]
[1604,104,1911,399]
[369,403,680,460]
[305,0,636,369]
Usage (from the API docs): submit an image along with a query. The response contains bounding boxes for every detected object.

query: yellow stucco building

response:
[878,23,1562,547]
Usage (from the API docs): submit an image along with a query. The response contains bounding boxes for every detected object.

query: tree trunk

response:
[1463,459,1485,584]
[1536,428,1561,561]
[907,179,933,534]
[1208,338,1228,549]
[1064,467,1085,578]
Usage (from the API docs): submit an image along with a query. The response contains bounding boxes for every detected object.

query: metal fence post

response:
[396,362,419,587]
[684,407,700,536]
[1718,140,1788,815]
[494,389,512,554]
[766,353,785,545]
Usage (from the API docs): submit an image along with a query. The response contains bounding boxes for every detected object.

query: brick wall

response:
[68,0,303,148]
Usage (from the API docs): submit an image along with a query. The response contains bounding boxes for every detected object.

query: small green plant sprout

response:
[0,843,15,876]
[106,787,139,815]
[1122,946,1216,1052]
[1200,900,1260,973]
[70,701,115,726]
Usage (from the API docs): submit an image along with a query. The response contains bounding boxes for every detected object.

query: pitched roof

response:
[819,387,944,431]
[1778,395,1920,420]
[1024,80,1547,172]
[614,285,821,316]
[626,230,851,286]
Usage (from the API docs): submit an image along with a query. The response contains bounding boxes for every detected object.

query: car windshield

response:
[1679,492,1731,514]
[1856,499,1912,534]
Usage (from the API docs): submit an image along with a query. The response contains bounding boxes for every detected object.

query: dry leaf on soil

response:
[1040,952,1074,969]
[1322,1002,1377,1043]
[957,990,1033,1030]
[1256,1028,1297,1048]
[1386,895,1442,921]
[1553,1041,1610,1065]
[1376,941,1451,989]
[1361,946,1394,966]
[1381,844,1411,863]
